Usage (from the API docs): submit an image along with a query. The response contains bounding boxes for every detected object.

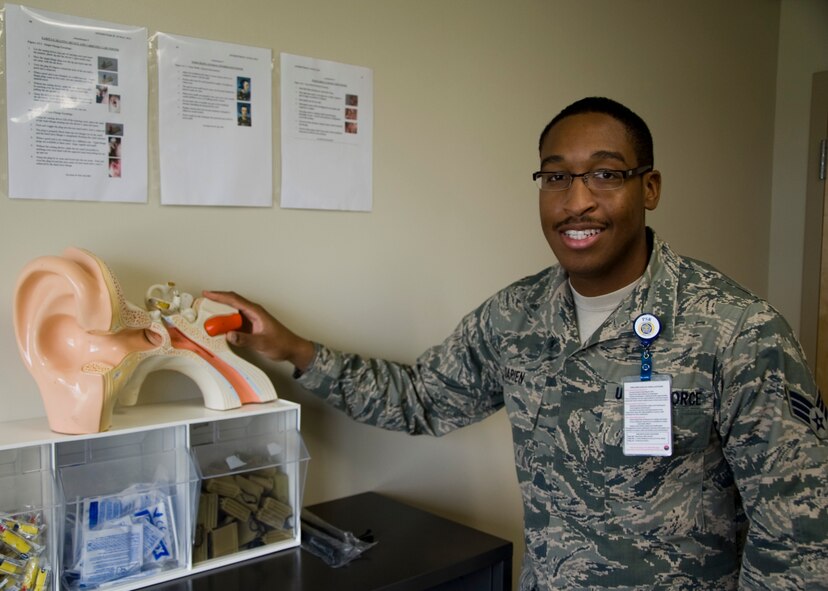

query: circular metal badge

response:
[634,313,661,341]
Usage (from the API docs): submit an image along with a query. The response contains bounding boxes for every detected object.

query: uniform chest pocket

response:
[501,356,564,432]
[602,386,714,454]
[672,404,713,453]
[501,362,564,494]
[602,386,714,536]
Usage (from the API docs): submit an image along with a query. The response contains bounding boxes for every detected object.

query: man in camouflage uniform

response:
[207,97,828,589]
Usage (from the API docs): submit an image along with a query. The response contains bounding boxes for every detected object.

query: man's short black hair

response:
[538,97,654,167]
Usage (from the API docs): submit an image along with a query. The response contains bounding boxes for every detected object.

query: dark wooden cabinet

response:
[147,491,513,591]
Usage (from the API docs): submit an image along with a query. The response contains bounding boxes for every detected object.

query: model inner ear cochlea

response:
[13,247,277,435]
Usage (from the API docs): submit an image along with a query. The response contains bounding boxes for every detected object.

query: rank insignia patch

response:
[787,388,828,440]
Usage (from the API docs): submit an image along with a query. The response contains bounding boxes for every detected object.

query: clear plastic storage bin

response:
[56,427,198,591]
[0,445,57,591]
[189,411,309,567]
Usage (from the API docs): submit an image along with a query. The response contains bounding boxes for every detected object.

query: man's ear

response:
[643,169,662,211]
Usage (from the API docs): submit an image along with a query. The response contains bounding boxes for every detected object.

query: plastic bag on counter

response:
[300,509,376,568]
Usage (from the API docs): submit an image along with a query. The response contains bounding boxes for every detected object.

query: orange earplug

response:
[204,313,243,336]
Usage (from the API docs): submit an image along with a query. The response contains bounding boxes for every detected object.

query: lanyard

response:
[640,343,653,381]
[634,313,661,381]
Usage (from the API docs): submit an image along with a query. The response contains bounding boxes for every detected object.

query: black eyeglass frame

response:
[532,164,653,191]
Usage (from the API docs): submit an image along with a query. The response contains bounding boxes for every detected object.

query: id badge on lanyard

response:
[623,314,673,457]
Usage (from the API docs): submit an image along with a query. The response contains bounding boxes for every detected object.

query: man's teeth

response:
[563,229,602,240]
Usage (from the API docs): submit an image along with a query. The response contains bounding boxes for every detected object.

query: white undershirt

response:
[570,277,642,344]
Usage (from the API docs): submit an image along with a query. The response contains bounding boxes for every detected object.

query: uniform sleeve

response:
[716,302,828,589]
[295,298,505,437]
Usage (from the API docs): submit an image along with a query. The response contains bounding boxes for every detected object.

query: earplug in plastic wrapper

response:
[300,510,376,568]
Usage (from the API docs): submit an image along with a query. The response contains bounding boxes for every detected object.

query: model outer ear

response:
[13,247,157,434]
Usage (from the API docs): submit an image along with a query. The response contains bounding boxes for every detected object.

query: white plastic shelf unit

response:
[0,399,309,591]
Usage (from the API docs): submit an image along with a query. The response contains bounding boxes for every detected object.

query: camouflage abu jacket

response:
[296,229,828,590]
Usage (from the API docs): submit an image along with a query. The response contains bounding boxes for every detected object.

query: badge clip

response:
[634,313,661,381]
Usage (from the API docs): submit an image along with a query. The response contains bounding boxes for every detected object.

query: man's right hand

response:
[202,290,315,372]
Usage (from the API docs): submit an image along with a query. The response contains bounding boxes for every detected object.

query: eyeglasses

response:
[532,164,653,192]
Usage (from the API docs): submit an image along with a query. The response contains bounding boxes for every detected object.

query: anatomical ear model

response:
[14,247,277,435]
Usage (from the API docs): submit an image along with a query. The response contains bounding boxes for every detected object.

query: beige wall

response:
[0,0,787,579]
[771,0,828,363]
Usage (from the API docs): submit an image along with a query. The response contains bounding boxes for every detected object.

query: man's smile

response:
[561,228,603,240]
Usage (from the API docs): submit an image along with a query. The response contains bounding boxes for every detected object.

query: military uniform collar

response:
[524,228,680,350]
[586,228,680,347]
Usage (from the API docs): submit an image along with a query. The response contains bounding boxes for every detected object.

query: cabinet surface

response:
[146,492,513,591]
